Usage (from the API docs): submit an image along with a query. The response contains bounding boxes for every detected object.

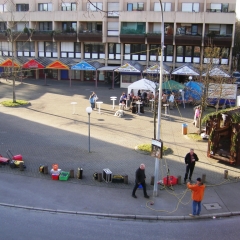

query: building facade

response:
[0,0,237,86]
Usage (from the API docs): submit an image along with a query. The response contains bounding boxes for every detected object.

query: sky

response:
[237,0,240,19]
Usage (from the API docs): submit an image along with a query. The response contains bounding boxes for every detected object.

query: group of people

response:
[132,148,205,217]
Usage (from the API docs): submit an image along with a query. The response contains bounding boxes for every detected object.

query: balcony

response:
[146,33,173,45]
[54,31,77,41]
[31,31,53,41]
[78,30,102,42]
[12,32,30,41]
[204,34,232,47]
[0,31,8,41]
[175,34,202,45]
[120,29,145,43]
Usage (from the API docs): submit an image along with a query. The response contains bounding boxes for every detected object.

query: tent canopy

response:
[143,62,171,75]
[184,81,203,101]
[171,63,200,76]
[162,80,185,91]
[202,66,230,77]
[127,78,156,95]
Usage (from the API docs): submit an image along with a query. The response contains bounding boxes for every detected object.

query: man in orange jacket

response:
[187,177,206,217]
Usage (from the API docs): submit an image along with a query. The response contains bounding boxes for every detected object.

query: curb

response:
[1,202,239,221]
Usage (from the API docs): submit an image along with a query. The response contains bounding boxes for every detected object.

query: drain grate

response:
[203,203,222,210]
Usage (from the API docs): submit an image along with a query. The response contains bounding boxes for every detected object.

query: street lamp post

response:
[153,0,165,197]
[86,107,92,153]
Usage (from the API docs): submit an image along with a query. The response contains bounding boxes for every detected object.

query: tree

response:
[0,0,33,102]
[233,20,240,71]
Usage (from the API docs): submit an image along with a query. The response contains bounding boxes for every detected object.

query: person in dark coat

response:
[184,149,199,183]
[132,164,149,198]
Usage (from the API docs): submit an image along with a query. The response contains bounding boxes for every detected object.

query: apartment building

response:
[0,0,237,87]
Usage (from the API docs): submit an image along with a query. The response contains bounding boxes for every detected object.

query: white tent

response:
[127,78,156,96]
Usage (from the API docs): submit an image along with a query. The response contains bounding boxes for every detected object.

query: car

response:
[232,71,240,87]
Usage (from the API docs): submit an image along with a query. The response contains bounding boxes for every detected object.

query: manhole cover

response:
[203,203,222,210]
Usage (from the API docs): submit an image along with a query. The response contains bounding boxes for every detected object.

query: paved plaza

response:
[1,78,240,219]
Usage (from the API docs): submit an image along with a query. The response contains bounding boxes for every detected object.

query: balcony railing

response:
[204,34,232,47]
[31,30,53,41]
[54,31,77,41]
[78,30,102,42]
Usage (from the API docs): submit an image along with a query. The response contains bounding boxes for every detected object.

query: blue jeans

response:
[192,200,201,215]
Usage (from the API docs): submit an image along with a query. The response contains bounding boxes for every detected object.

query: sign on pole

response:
[151,139,163,159]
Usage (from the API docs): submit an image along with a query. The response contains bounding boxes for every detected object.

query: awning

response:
[114,60,144,73]
[97,66,119,71]
[46,58,77,70]
[202,66,230,78]
[0,57,29,68]
[71,60,104,70]
[171,63,200,76]
[143,63,171,75]
[23,57,53,69]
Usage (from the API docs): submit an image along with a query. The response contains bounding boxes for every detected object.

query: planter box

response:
[59,171,70,181]
[112,175,124,183]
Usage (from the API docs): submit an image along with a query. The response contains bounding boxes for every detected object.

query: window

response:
[0,41,12,57]
[182,3,199,12]
[154,2,171,11]
[176,46,200,63]
[108,2,119,17]
[62,22,77,32]
[124,44,146,61]
[61,42,81,58]
[0,22,6,31]
[38,3,52,11]
[84,43,105,59]
[39,22,52,31]
[149,45,173,62]
[108,43,121,59]
[107,22,119,36]
[194,46,200,57]
[121,22,146,34]
[81,22,102,32]
[38,42,57,57]
[0,4,7,12]
[210,3,228,12]
[87,2,103,11]
[177,24,198,35]
[17,41,35,57]
[61,3,76,11]
[127,3,144,11]
[16,4,29,11]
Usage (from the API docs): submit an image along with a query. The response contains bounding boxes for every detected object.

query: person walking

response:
[89,92,95,109]
[187,177,206,217]
[169,92,175,110]
[184,148,199,183]
[132,164,149,199]
[193,106,200,128]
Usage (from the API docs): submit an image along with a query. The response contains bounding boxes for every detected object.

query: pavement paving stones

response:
[1,78,240,220]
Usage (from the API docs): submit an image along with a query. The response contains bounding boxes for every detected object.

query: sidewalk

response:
[1,79,240,220]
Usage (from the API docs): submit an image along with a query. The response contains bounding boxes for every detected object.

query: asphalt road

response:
[0,206,239,240]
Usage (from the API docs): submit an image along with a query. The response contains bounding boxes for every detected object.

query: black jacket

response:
[185,152,199,165]
[135,168,146,183]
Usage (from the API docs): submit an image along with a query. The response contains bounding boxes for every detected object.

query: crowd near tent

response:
[127,78,156,96]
